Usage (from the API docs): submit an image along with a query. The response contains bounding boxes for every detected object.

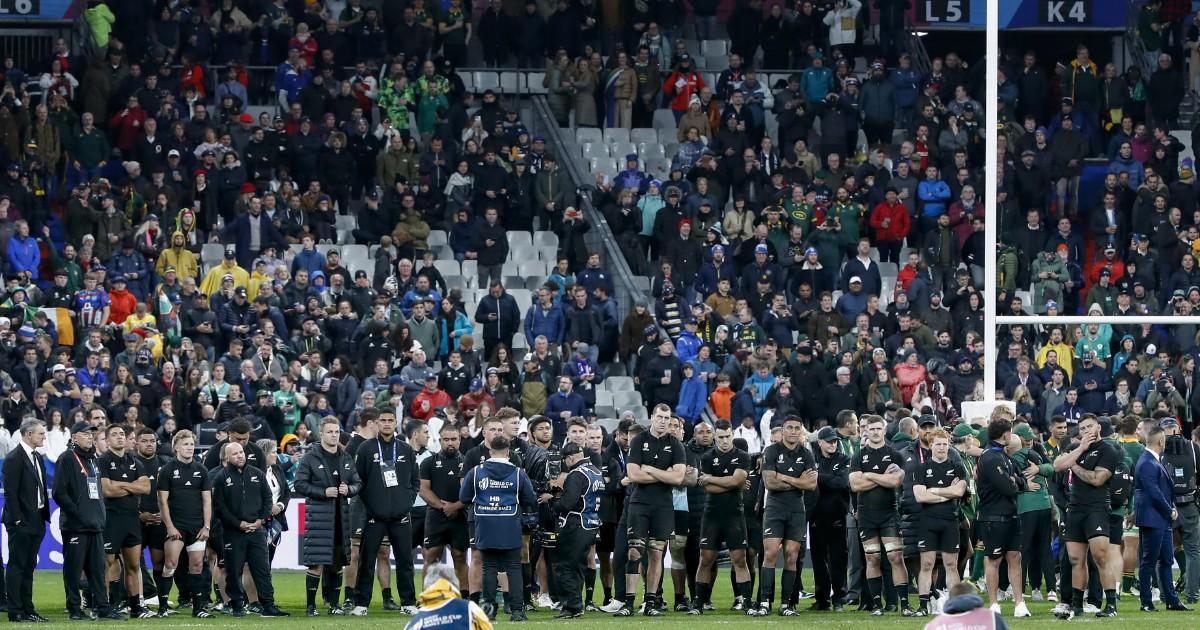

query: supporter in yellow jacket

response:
[199,249,249,296]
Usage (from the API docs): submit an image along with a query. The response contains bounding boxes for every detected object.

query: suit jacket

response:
[1,444,50,533]
[220,212,287,270]
[1134,449,1175,530]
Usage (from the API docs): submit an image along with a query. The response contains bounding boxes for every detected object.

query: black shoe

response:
[382,598,402,611]
[585,602,601,612]
[901,605,918,617]
[247,602,264,615]
[779,605,799,616]
[810,601,831,611]
[28,614,47,623]
[100,611,126,621]
[327,605,346,616]
[260,605,290,617]
[231,607,247,618]
[1166,602,1192,611]
[857,601,871,611]
[884,603,898,613]
[842,598,860,606]
[193,608,213,619]
[305,606,319,617]
[134,607,157,619]
[613,605,634,617]
[510,609,528,622]
[1095,605,1117,618]
[67,611,88,622]
[1141,605,1160,612]
[554,610,583,619]
[644,604,663,616]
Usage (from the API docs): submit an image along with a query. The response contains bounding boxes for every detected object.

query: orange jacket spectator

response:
[1085,249,1125,289]
[662,68,705,113]
[180,62,205,98]
[108,284,137,325]
[709,383,735,421]
[458,389,496,418]
[869,199,910,243]
[893,358,927,405]
[897,260,919,293]
[411,386,452,421]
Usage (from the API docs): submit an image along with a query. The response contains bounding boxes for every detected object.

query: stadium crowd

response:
[0,0,1050,625]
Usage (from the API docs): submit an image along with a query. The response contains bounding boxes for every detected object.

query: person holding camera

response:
[295,417,362,617]
[460,435,537,622]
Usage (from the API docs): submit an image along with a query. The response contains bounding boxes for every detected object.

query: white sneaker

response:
[600,600,624,613]
[1030,590,1043,601]
[1153,587,1162,602]
[998,587,1012,602]
[990,603,1001,615]
[349,606,368,617]
[1083,603,1100,614]
[536,594,554,609]
[399,606,419,615]
[1052,603,1070,616]
[1047,590,1058,602]
[1014,602,1032,618]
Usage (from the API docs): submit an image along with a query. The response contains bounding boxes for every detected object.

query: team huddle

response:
[2,402,1200,622]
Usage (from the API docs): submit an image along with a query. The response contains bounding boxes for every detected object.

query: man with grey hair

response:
[404,563,492,630]
[3,419,49,621]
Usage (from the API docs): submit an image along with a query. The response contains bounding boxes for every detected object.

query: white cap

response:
[849,276,862,284]
[52,364,65,372]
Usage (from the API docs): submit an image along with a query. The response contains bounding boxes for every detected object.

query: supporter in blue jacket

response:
[524,290,566,345]
[676,363,707,424]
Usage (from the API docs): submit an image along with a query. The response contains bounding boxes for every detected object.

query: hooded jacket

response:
[407,578,493,630]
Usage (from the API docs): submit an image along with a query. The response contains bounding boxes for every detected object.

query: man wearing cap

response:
[860,61,896,148]
[56,422,124,620]
[200,247,250,296]
[740,242,782,296]
[548,441,604,619]
[809,424,852,611]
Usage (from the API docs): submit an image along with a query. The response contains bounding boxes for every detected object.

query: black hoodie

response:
[54,444,107,533]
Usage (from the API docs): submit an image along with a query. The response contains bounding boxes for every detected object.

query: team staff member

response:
[135,427,170,610]
[849,415,912,616]
[911,428,967,617]
[295,417,362,617]
[597,419,631,609]
[1134,424,1190,612]
[1053,415,1119,620]
[157,430,214,618]
[405,564,494,630]
[3,419,51,623]
[549,442,604,618]
[421,423,470,590]
[977,416,1031,619]
[350,408,420,615]
[616,403,686,617]
[693,420,751,614]
[460,435,537,622]
[811,426,851,612]
[753,415,817,617]
[212,442,289,617]
[98,424,154,618]
[56,422,124,621]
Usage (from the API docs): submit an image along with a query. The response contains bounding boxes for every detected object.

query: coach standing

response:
[3,419,50,623]
[350,408,420,616]
[1134,424,1190,612]
[55,422,123,621]
[213,442,290,617]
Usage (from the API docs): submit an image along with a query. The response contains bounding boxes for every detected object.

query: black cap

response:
[561,442,585,457]
[816,427,839,442]
[70,421,97,435]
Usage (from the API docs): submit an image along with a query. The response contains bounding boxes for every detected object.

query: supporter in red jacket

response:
[869,187,911,263]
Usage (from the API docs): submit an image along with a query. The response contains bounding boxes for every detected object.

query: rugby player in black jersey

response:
[911,428,967,616]
[156,430,214,618]
[849,415,913,616]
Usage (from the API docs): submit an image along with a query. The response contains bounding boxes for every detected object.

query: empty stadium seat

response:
[445,274,468,290]
[576,127,603,145]
[501,262,521,277]
[653,109,677,132]
[612,391,643,409]
[509,246,537,264]
[604,128,630,145]
[700,39,728,57]
[457,72,474,91]
[427,230,448,248]
[518,261,547,277]
[657,128,677,145]
[526,72,547,94]
[582,142,609,160]
[596,390,614,406]
[434,260,461,277]
[639,143,666,161]
[473,72,500,91]
[538,247,558,263]
[605,376,635,391]
[461,260,478,285]
[534,231,559,248]
[878,262,899,279]
[499,72,523,93]
[631,276,651,292]
[610,142,637,161]
[590,157,619,175]
[201,243,224,267]
[507,231,533,249]
[704,56,725,72]
[509,289,533,313]
[335,214,356,231]
[631,128,658,145]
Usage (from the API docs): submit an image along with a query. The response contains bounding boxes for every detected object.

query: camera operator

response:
[548,442,604,618]
[533,418,588,608]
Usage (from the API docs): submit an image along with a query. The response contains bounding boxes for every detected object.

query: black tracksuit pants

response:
[224,529,275,607]
[554,521,597,613]
[355,517,416,607]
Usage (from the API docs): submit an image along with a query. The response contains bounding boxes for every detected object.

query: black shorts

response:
[857,509,900,541]
[673,510,691,537]
[627,503,674,541]
[745,512,763,554]
[104,512,142,552]
[411,506,427,549]
[763,505,807,543]
[597,522,618,553]
[424,510,469,551]
[700,511,748,550]
[1064,509,1110,543]
[918,517,961,554]
[141,522,167,550]
[1108,514,1125,544]
[978,519,1021,558]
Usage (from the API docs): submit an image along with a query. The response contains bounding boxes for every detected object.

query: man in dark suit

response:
[2,419,50,622]
[1134,424,1190,612]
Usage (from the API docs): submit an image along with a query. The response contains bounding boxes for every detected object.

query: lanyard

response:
[377,438,397,466]
[73,451,96,476]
